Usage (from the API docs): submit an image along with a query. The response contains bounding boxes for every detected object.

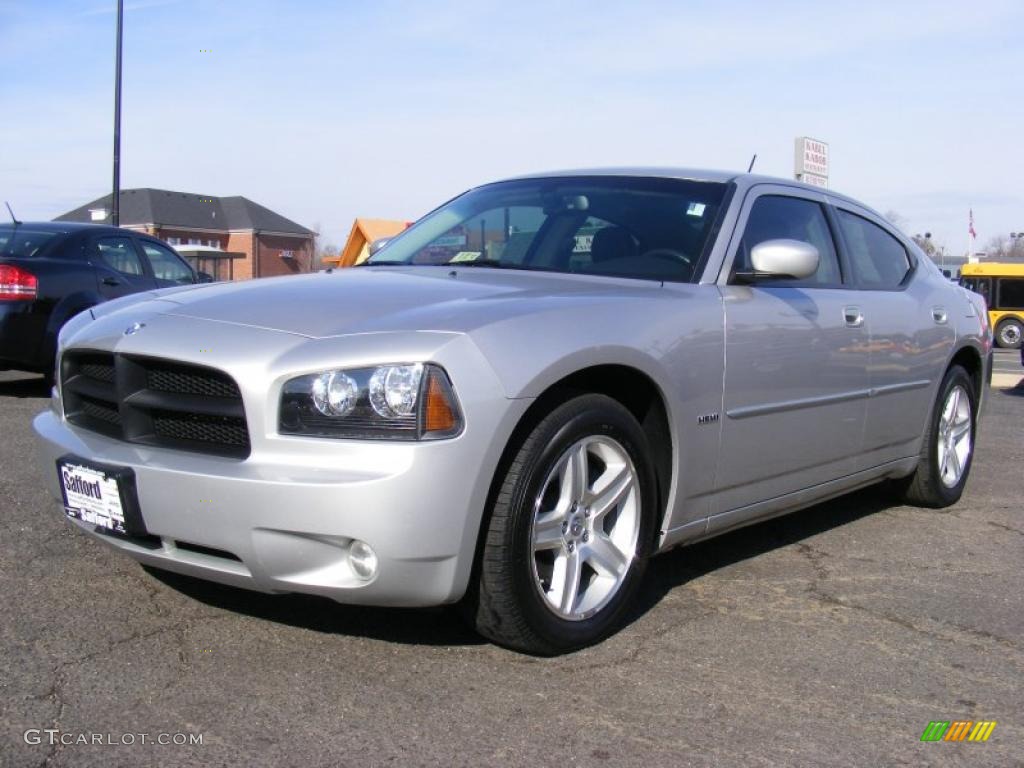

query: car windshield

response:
[0,226,61,258]
[365,177,727,282]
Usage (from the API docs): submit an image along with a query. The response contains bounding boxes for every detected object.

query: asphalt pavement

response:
[1,365,1021,767]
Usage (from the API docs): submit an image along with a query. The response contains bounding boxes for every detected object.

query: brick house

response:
[56,188,316,280]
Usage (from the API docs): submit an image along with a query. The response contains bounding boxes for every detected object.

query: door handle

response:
[843,306,864,328]
[102,276,121,286]
[932,306,948,325]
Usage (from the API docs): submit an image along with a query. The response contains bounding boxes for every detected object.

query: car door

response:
[137,238,198,287]
[89,234,157,299]
[832,206,955,466]
[712,187,870,522]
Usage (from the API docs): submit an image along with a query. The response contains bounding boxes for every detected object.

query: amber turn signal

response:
[424,369,458,434]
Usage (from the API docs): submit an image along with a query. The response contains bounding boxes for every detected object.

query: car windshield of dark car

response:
[365,177,727,282]
[0,227,60,258]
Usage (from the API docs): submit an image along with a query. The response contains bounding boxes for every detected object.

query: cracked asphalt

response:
[1,365,1021,767]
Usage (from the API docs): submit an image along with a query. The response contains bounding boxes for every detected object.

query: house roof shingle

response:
[56,188,314,236]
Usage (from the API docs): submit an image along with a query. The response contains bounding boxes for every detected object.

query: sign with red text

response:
[795,137,829,187]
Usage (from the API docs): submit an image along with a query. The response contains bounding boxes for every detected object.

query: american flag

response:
[969,209,977,239]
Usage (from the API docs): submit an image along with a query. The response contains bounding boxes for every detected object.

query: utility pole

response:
[111,0,124,226]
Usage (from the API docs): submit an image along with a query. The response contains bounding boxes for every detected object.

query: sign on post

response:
[794,137,829,188]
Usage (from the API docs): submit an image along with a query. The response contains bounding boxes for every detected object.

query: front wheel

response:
[468,394,658,654]
[898,365,977,508]
[994,317,1022,349]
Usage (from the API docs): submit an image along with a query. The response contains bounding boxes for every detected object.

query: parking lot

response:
[1,352,1021,767]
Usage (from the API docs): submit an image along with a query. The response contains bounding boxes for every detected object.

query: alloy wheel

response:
[937,384,972,488]
[529,436,640,621]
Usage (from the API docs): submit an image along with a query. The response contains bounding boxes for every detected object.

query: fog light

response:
[349,539,378,580]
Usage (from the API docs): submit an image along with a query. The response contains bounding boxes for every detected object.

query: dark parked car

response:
[0,222,202,381]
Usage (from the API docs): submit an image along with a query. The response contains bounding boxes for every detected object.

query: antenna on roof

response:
[747,154,757,173]
[4,201,19,225]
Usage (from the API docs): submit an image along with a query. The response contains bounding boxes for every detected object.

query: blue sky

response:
[1,0,1021,253]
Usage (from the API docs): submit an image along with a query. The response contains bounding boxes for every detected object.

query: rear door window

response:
[836,210,912,289]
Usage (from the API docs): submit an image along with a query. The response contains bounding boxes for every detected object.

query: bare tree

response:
[309,219,339,272]
[912,233,937,256]
[983,234,1024,261]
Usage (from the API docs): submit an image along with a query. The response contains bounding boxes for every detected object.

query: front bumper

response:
[34,399,529,608]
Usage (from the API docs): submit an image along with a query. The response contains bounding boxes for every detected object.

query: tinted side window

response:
[96,237,144,275]
[836,210,911,289]
[997,278,1024,310]
[735,195,841,285]
[141,241,195,284]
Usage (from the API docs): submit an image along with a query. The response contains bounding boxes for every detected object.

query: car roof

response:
[495,167,883,221]
[502,167,741,184]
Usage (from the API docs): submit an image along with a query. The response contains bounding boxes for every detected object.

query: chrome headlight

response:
[279,363,463,440]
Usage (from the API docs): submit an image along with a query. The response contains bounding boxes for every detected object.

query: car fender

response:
[465,289,728,540]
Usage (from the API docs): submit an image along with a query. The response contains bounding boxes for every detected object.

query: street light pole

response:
[111,0,124,227]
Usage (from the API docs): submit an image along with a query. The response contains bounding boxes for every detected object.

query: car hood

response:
[103,267,669,339]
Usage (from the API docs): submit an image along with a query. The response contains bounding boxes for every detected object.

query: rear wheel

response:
[469,394,657,654]
[898,365,976,508]
[994,317,1022,349]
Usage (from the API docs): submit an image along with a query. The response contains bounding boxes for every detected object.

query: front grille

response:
[61,351,250,459]
[79,396,122,426]
[151,410,249,448]
[146,363,240,399]
[80,361,116,383]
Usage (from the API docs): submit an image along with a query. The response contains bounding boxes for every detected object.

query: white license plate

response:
[58,460,128,534]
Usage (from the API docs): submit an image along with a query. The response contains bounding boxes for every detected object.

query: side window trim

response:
[127,235,155,278]
[822,202,856,290]
[723,186,845,289]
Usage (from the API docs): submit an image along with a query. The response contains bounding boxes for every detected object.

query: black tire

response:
[898,365,977,508]
[468,394,658,655]
[994,317,1023,349]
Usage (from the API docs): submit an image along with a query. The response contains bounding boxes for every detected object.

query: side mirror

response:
[197,271,215,283]
[747,239,819,280]
[368,238,389,256]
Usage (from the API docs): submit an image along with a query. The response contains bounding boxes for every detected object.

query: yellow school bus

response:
[960,262,1024,348]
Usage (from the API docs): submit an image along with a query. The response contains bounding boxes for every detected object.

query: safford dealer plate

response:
[57,459,129,534]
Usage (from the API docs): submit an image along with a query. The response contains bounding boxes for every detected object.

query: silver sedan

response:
[34,169,991,654]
